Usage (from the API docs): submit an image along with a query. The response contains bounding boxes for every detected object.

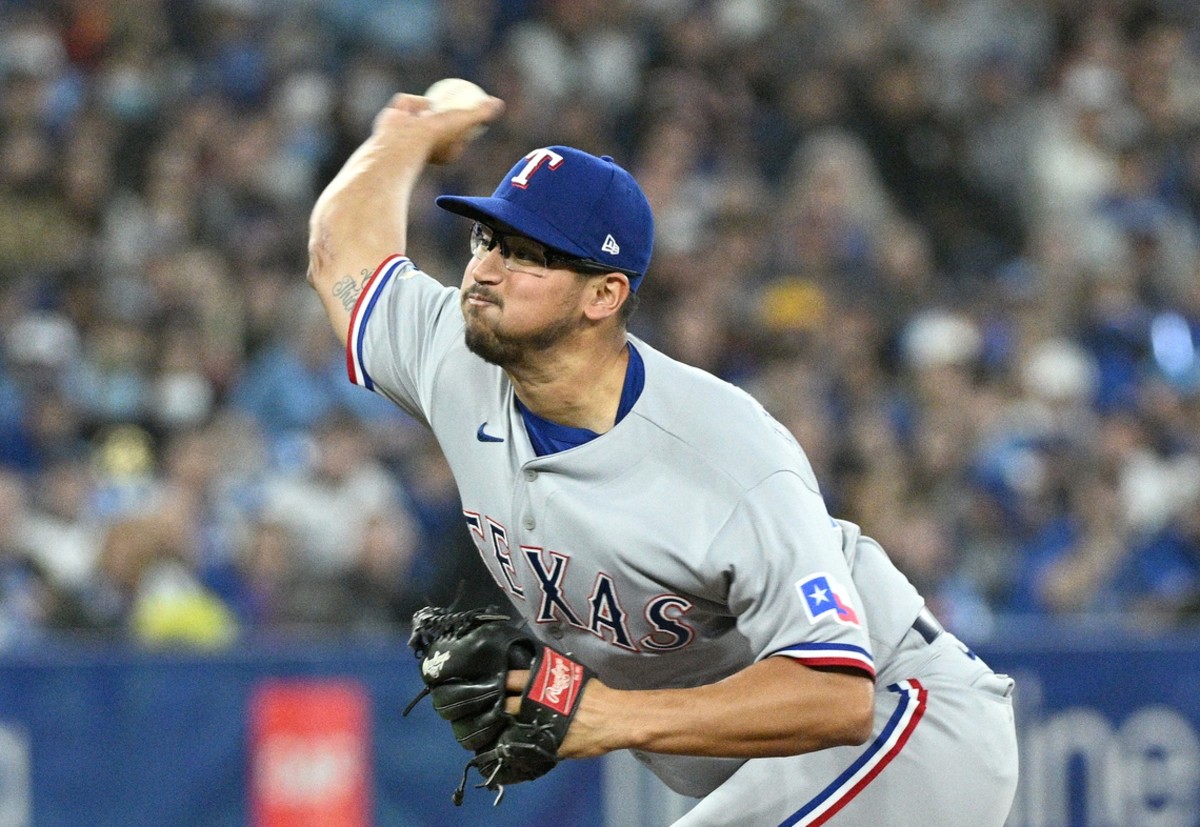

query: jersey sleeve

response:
[711,470,876,679]
[345,255,463,424]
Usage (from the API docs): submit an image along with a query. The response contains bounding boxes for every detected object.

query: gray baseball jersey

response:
[347,256,1017,825]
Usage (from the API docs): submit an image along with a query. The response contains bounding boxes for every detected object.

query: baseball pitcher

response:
[306,89,1018,826]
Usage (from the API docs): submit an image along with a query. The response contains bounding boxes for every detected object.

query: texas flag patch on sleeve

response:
[797,572,861,627]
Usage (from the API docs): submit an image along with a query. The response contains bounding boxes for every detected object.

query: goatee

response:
[463,311,579,368]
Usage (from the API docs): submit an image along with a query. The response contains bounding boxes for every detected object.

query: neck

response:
[508,333,630,433]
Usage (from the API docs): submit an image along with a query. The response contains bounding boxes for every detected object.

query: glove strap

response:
[525,647,590,717]
[401,685,430,717]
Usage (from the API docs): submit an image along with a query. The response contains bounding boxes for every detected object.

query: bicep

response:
[306,209,383,346]
[306,156,414,345]
[308,260,376,347]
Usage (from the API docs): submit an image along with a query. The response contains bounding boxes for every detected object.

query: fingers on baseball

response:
[426,97,505,166]
[387,93,431,113]
[371,94,426,131]
[427,94,505,121]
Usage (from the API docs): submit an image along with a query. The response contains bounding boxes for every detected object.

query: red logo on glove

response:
[528,650,585,715]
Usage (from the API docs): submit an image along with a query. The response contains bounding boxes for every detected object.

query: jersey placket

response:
[511,460,578,644]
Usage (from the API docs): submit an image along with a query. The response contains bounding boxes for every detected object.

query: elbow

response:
[824,708,872,749]
[840,706,874,747]
[306,222,331,291]
[834,680,876,747]
[803,670,874,750]
[782,671,876,753]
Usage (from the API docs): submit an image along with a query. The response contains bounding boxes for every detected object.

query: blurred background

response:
[0,0,1198,824]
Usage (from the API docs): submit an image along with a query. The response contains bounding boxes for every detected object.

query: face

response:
[459,233,592,368]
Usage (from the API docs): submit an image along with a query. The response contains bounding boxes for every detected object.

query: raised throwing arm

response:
[305,92,503,344]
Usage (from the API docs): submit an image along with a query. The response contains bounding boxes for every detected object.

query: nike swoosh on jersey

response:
[476,423,504,443]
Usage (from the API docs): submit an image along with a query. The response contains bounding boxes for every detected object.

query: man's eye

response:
[507,244,545,266]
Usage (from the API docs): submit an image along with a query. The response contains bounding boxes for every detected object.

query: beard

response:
[462,292,580,368]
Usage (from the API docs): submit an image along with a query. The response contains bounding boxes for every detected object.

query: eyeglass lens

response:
[470,223,551,272]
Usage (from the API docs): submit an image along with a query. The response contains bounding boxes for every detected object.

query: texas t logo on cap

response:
[436,145,655,290]
[510,148,565,189]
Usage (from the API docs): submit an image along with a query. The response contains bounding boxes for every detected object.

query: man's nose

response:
[472,247,506,282]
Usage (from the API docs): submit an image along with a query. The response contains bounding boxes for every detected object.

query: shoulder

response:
[362,256,461,314]
[629,339,818,493]
[352,256,469,361]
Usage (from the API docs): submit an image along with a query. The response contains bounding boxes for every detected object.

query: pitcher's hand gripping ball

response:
[424,78,490,137]
[424,78,490,111]
[405,605,592,805]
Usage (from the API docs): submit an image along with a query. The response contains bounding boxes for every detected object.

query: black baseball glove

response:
[404,605,593,805]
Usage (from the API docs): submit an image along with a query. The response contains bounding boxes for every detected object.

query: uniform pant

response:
[672,630,1018,827]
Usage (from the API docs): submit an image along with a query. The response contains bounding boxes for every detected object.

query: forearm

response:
[307,139,424,343]
[309,140,421,275]
[560,657,874,760]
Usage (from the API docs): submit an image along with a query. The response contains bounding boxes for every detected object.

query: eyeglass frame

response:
[468,222,640,280]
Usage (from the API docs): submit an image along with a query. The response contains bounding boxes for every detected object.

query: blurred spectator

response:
[225,517,348,632]
[18,460,103,593]
[1115,491,1200,624]
[63,314,155,426]
[505,0,645,116]
[1,0,1200,643]
[229,285,408,439]
[397,431,508,612]
[227,510,432,634]
[88,509,237,647]
[335,513,427,632]
[257,411,414,575]
[0,470,85,646]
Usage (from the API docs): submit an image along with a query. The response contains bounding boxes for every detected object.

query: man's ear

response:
[582,273,630,321]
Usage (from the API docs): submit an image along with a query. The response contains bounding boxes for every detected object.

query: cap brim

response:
[435,195,592,260]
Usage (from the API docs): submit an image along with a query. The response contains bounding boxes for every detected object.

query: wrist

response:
[561,678,639,758]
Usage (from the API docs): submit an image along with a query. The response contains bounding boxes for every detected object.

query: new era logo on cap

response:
[435,146,655,290]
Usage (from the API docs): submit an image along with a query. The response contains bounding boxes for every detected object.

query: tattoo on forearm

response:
[332,268,373,312]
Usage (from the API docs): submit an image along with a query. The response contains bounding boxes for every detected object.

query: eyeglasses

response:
[468,222,638,278]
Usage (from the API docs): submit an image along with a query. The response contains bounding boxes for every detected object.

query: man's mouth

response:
[465,289,499,308]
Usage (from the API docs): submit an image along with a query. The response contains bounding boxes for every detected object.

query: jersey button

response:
[524,469,537,482]
[548,626,563,640]
[523,515,535,530]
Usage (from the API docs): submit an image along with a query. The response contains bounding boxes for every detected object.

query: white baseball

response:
[423,78,490,112]
[423,78,490,143]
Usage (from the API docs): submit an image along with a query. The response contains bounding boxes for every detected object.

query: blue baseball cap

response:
[436,146,654,290]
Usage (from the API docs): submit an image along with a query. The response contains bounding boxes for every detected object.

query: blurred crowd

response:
[1,0,1199,649]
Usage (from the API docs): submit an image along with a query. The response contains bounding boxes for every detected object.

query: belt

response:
[912,606,944,644]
